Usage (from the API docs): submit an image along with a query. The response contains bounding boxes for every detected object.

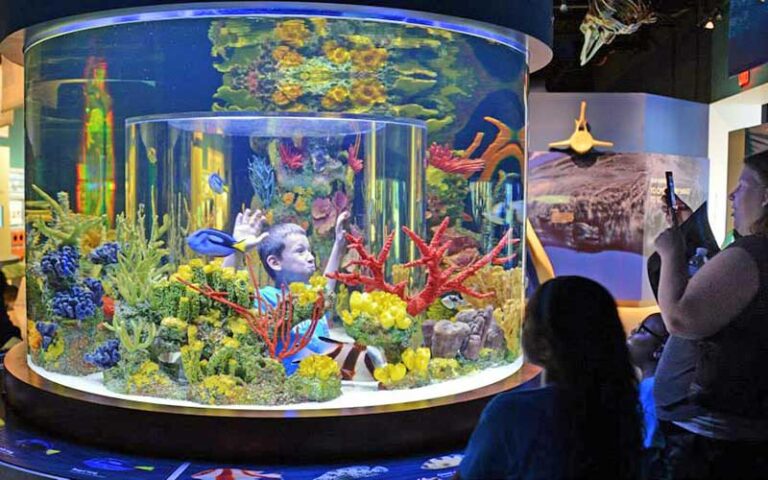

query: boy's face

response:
[627,315,667,367]
[268,233,316,284]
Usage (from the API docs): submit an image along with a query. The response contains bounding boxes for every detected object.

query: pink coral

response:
[428,143,485,177]
[311,192,348,235]
[279,142,303,170]
[311,198,336,235]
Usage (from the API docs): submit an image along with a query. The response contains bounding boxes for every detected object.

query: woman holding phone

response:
[655,151,768,479]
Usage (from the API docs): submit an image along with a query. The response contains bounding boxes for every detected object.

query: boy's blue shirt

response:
[257,285,330,375]
[640,376,664,449]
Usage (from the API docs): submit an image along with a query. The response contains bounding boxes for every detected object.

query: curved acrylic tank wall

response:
[24,4,529,409]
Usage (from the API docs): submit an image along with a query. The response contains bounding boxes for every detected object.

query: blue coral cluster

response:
[83,339,120,369]
[83,278,104,307]
[35,322,58,350]
[52,286,97,320]
[89,242,120,265]
[40,245,79,284]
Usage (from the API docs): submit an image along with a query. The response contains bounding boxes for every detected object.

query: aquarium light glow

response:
[76,57,116,220]
[25,2,528,59]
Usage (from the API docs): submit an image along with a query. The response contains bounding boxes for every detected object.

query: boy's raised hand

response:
[335,211,350,245]
[234,208,268,250]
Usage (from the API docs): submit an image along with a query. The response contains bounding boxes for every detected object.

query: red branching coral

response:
[180,257,324,361]
[348,134,363,173]
[428,143,485,177]
[326,231,407,298]
[401,217,512,315]
[278,142,304,170]
[328,216,515,316]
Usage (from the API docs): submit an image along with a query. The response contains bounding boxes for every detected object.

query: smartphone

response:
[665,171,678,227]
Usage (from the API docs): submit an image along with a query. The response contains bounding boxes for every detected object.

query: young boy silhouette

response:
[627,313,669,477]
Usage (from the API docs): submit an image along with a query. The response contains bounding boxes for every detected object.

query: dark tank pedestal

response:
[4,343,539,462]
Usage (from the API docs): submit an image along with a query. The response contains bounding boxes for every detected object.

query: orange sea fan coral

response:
[459,117,525,181]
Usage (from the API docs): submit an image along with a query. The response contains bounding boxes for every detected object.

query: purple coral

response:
[40,245,79,283]
[35,322,58,350]
[52,286,97,320]
[84,339,120,369]
[83,278,104,307]
[89,242,120,265]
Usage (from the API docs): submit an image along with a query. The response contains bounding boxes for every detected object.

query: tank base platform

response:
[4,343,539,462]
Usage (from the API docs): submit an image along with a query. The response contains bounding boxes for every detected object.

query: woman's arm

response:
[657,230,759,339]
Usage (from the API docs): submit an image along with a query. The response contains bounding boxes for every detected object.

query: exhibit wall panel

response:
[529,92,709,158]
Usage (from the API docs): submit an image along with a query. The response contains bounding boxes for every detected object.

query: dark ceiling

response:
[537,0,728,103]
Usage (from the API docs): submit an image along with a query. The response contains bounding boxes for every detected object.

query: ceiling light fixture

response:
[704,19,715,29]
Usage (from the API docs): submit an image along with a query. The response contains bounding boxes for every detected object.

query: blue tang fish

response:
[15,438,60,455]
[208,173,229,194]
[187,228,248,257]
[83,457,155,472]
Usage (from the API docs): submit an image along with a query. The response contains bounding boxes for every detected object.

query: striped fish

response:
[308,337,386,382]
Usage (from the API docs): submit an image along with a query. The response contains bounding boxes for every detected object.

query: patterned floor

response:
[0,367,543,479]
[0,400,462,480]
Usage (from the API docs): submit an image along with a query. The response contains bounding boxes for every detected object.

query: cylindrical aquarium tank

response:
[8,0,551,460]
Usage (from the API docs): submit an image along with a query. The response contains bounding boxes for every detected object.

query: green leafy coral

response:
[109,201,172,307]
[29,184,105,249]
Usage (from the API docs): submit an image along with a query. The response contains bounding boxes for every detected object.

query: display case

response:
[7,2,550,459]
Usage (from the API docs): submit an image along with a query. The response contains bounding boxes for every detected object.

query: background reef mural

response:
[527,151,709,301]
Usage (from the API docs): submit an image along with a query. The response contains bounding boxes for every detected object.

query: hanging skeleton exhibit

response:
[580,0,657,65]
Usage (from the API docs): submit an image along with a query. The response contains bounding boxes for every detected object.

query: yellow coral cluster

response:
[373,362,406,384]
[186,325,204,351]
[275,19,310,48]
[161,316,188,331]
[170,260,244,285]
[323,41,351,64]
[373,347,430,385]
[127,361,172,390]
[272,83,303,106]
[402,347,431,375]
[495,297,523,355]
[227,317,249,337]
[462,266,522,310]
[297,354,340,380]
[196,375,243,405]
[351,47,388,71]
[350,79,386,109]
[28,321,42,350]
[42,338,64,364]
[342,291,412,330]
[272,45,304,68]
[321,85,350,110]
[80,228,104,255]
[289,274,327,307]
[428,358,461,379]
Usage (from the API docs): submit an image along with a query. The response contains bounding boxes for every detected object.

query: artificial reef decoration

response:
[180,256,326,361]
[26,183,524,404]
[327,216,516,316]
